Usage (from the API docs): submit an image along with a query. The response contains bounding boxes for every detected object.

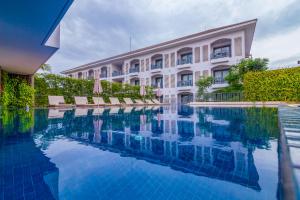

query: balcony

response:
[210,51,231,64]
[211,51,231,59]
[177,80,193,87]
[129,68,139,74]
[177,57,193,65]
[112,71,123,77]
[151,83,163,88]
[100,74,107,78]
[213,77,227,84]
[151,63,163,70]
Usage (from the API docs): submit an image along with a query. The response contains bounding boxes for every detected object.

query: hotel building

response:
[61,19,257,104]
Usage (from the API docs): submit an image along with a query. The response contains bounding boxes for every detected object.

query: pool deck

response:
[278,105,300,200]
[188,101,289,107]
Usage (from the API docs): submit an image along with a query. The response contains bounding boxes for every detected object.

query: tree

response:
[40,64,52,73]
[225,58,269,91]
[196,76,213,98]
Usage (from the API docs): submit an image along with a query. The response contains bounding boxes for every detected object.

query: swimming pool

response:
[0,106,280,200]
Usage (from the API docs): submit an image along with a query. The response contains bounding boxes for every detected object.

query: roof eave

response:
[61,19,257,74]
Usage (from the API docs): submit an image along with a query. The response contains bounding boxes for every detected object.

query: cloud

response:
[47,0,300,73]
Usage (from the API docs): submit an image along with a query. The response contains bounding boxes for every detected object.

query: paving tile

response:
[289,147,300,166]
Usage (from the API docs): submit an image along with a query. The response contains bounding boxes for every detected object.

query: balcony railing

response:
[213,77,227,84]
[210,51,231,59]
[129,68,139,73]
[177,57,193,65]
[177,80,193,87]
[151,63,163,70]
[100,74,107,78]
[151,83,163,88]
[112,71,123,77]
[201,92,244,102]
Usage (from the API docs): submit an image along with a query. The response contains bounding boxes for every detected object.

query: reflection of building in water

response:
[65,106,260,191]
[0,134,59,200]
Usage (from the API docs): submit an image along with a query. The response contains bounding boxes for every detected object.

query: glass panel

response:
[181,74,192,81]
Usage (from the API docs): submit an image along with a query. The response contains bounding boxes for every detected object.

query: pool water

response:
[0,106,280,200]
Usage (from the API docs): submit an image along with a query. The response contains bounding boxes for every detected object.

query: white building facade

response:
[61,19,257,104]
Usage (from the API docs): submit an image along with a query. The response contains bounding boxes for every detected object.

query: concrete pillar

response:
[29,74,34,88]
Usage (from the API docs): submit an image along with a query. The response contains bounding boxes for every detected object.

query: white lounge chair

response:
[123,98,135,106]
[124,98,144,106]
[74,96,96,107]
[134,99,146,105]
[48,96,73,107]
[109,97,123,106]
[145,99,156,105]
[92,97,107,106]
[152,98,170,105]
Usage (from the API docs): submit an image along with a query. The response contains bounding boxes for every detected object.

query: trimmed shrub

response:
[244,67,300,102]
[1,71,35,108]
[34,73,94,106]
[34,73,154,106]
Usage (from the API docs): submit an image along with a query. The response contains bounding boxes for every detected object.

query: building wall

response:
[66,30,246,104]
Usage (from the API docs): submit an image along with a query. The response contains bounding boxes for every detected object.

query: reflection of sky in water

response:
[0,106,279,200]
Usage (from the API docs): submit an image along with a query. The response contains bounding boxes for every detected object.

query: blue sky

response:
[48,0,300,73]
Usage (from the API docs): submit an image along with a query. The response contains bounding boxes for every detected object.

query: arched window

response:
[88,69,94,79]
[129,59,140,73]
[100,67,107,78]
[151,54,163,69]
[210,38,232,59]
[177,47,193,65]
[78,72,83,79]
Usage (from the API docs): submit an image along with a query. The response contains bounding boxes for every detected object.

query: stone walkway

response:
[188,101,284,107]
[278,105,300,199]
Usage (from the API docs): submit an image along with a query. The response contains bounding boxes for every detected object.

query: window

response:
[155,59,163,67]
[213,70,229,84]
[213,46,231,58]
[134,80,140,85]
[155,77,163,88]
[181,74,193,81]
[181,53,192,61]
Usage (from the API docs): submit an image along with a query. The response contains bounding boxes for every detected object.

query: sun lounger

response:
[124,98,144,106]
[74,96,96,107]
[109,97,123,106]
[145,99,156,105]
[152,98,170,105]
[92,97,107,106]
[134,99,147,105]
[48,96,73,107]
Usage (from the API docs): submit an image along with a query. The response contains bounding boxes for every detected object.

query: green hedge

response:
[34,73,154,106]
[0,71,35,108]
[244,67,300,102]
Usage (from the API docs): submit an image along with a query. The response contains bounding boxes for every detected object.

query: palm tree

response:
[40,64,52,73]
